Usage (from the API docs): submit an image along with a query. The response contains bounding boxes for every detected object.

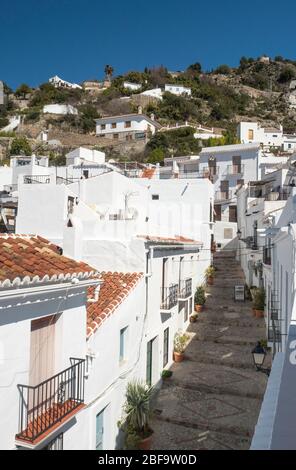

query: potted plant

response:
[122,381,154,450]
[205,266,215,285]
[190,313,198,323]
[253,287,265,318]
[162,369,173,379]
[173,331,188,362]
[194,285,206,312]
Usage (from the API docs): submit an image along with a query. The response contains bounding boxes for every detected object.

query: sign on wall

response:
[234,285,245,301]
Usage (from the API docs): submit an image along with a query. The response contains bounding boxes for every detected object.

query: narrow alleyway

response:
[152,250,270,450]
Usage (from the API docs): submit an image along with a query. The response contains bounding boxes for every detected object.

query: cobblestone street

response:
[152,250,270,450]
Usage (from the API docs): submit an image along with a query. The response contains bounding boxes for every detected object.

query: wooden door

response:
[29,315,57,386]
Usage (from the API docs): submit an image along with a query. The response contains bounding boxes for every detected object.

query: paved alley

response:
[152,250,270,450]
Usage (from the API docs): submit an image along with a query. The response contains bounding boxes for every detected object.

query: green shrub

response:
[194,286,206,305]
[174,331,189,353]
[253,288,265,310]
[10,136,32,156]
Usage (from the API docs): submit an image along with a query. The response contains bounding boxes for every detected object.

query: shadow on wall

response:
[220,237,239,252]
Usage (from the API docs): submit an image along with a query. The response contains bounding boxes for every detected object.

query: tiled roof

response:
[137,235,203,245]
[141,168,156,179]
[0,234,98,289]
[87,271,143,338]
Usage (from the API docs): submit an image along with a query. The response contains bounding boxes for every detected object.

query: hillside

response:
[1,55,296,163]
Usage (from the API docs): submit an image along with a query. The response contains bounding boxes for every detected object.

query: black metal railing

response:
[16,358,85,443]
[263,247,272,265]
[23,175,51,184]
[178,278,192,299]
[160,284,178,310]
[264,189,291,201]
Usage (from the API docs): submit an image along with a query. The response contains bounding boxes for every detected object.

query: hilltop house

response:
[237,121,296,152]
[95,113,161,141]
[49,75,82,90]
[164,84,191,97]
[123,82,142,91]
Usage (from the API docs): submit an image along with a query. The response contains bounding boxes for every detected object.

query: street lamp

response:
[251,342,270,376]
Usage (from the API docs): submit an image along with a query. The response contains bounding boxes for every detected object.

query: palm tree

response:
[104,65,114,82]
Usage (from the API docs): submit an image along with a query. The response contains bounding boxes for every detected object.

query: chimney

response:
[138,105,143,114]
[150,113,155,121]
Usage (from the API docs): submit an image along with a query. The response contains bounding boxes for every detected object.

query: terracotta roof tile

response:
[137,235,203,245]
[0,234,98,288]
[86,271,143,338]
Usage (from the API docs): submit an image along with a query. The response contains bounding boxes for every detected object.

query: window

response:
[163,328,169,367]
[146,339,154,385]
[214,204,221,222]
[119,326,128,362]
[101,124,106,130]
[229,205,237,223]
[248,129,254,140]
[125,121,131,128]
[152,194,159,200]
[113,133,119,140]
[111,122,117,129]
[67,196,75,215]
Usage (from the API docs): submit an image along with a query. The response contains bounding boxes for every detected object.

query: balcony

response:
[16,358,85,445]
[160,284,178,311]
[178,278,192,300]
[225,164,245,176]
[215,190,233,202]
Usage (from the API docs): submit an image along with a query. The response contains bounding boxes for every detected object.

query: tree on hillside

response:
[278,66,296,83]
[214,64,231,75]
[10,137,32,156]
[185,62,202,79]
[104,65,114,81]
[15,83,32,99]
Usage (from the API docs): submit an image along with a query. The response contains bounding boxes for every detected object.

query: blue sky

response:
[1,0,296,89]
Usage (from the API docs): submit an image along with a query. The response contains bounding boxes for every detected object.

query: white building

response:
[10,170,214,449]
[123,82,142,91]
[199,143,262,247]
[65,147,105,166]
[140,88,163,100]
[95,113,161,141]
[165,84,192,97]
[238,121,296,153]
[43,104,78,115]
[49,75,82,90]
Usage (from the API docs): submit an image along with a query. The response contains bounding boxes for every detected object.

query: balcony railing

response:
[225,164,245,176]
[215,190,233,201]
[178,278,192,299]
[263,247,272,265]
[16,358,85,444]
[23,175,51,184]
[160,284,178,310]
[202,166,219,177]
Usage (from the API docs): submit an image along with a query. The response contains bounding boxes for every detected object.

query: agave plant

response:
[123,381,153,438]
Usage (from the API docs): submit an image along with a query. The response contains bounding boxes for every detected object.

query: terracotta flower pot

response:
[207,276,214,286]
[173,351,184,363]
[255,309,264,318]
[195,304,203,313]
[138,432,153,450]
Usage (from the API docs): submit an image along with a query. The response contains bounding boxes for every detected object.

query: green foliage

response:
[185,62,202,79]
[78,104,100,132]
[30,83,83,107]
[146,147,164,163]
[161,370,173,378]
[278,65,296,83]
[122,381,153,444]
[146,127,201,158]
[253,288,265,310]
[194,285,206,305]
[157,92,200,122]
[10,136,32,156]
[15,83,32,98]
[214,64,231,75]
[0,117,9,129]
[205,266,215,279]
[174,331,189,353]
[24,107,41,123]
